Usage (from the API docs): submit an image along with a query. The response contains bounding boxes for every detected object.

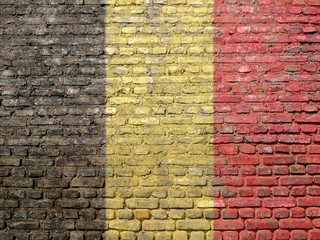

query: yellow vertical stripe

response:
[105,0,214,237]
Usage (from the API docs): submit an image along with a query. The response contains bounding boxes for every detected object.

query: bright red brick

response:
[298,156,320,164]
[310,230,320,240]
[291,187,306,197]
[290,207,305,218]
[263,156,294,165]
[239,208,255,219]
[239,188,254,197]
[245,218,278,230]
[256,230,272,240]
[307,166,320,175]
[289,165,306,174]
[256,208,272,219]
[306,207,320,217]
[279,218,313,229]
[261,115,292,123]
[257,145,273,154]
[228,199,261,208]
[291,230,308,240]
[279,94,309,102]
[225,115,258,124]
[213,219,244,230]
[263,198,296,208]
[220,146,239,155]
[221,209,238,219]
[273,187,289,197]
[274,230,290,240]
[214,96,241,103]
[297,197,320,207]
[227,155,259,165]
[246,177,278,186]
[213,231,223,240]
[301,125,317,133]
[295,115,320,123]
[291,145,307,154]
[239,230,255,240]
[257,167,272,176]
[274,166,289,175]
[257,188,271,197]
[313,219,320,228]
[279,176,313,186]
[239,144,256,154]
[223,231,239,240]
[278,135,311,144]
[274,145,290,153]
[273,208,289,219]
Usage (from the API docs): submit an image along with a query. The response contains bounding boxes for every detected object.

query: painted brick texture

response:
[0,0,106,239]
[1,0,320,239]
[105,0,214,238]
[213,0,320,239]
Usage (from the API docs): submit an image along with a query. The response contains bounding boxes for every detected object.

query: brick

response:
[142,220,175,231]
[298,156,320,164]
[261,115,292,123]
[279,218,312,229]
[43,220,75,230]
[228,199,261,208]
[245,219,279,230]
[38,179,68,188]
[256,230,272,240]
[310,230,320,240]
[212,219,244,230]
[8,139,40,146]
[297,197,320,207]
[57,200,89,208]
[274,230,290,240]
[76,220,105,230]
[160,199,193,209]
[279,176,313,186]
[0,200,18,208]
[22,159,53,166]
[174,177,206,186]
[227,155,259,165]
[177,220,210,230]
[221,209,238,219]
[225,115,258,124]
[3,178,33,188]
[263,198,296,208]
[70,178,104,187]
[306,207,320,217]
[8,221,39,230]
[263,156,294,165]
[0,158,20,166]
[246,177,277,186]
[278,135,311,144]
[109,220,140,231]
[109,137,142,145]
[127,198,158,209]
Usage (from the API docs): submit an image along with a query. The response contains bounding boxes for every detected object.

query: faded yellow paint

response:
[105,0,214,237]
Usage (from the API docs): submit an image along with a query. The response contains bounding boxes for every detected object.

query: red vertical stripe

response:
[214,0,320,238]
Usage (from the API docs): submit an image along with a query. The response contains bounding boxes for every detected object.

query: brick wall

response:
[0,0,106,239]
[105,0,214,238]
[213,0,320,239]
[1,0,320,239]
